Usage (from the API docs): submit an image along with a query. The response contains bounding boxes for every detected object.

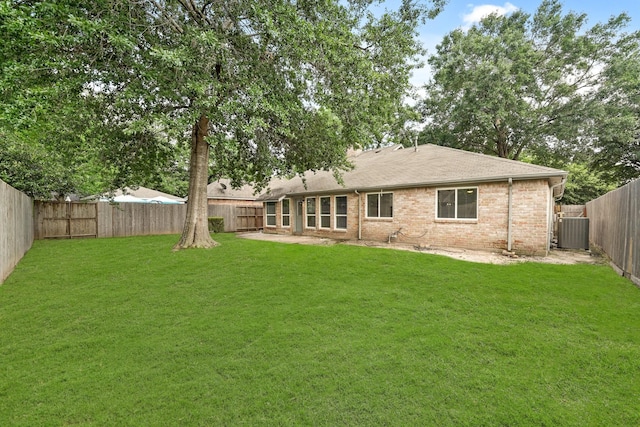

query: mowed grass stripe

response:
[1,234,638,426]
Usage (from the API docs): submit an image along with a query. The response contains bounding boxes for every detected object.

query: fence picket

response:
[0,179,34,284]
[33,201,264,239]
[587,179,640,286]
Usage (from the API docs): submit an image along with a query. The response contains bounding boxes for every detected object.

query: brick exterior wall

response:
[263,179,552,256]
[208,199,262,207]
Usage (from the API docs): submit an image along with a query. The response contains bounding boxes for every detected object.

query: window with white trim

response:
[281,199,290,227]
[320,196,331,229]
[367,192,393,218]
[266,202,277,226]
[306,197,316,228]
[335,196,347,229]
[437,188,478,219]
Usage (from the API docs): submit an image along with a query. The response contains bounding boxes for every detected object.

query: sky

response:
[409,0,640,88]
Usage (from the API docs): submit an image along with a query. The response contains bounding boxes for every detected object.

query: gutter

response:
[355,190,362,240]
[278,173,569,200]
[550,176,567,201]
[507,178,513,252]
[259,195,286,203]
[548,176,567,250]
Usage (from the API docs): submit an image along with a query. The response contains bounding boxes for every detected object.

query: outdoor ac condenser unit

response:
[557,217,590,250]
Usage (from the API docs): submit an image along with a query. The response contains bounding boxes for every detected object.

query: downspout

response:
[549,177,567,250]
[550,177,566,202]
[355,190,362,240]
[507,178,513,252]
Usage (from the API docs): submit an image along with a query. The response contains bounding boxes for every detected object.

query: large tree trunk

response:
[494,119,512,159]
[174,115,218,250]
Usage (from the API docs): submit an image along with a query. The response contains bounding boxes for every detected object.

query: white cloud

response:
[462,2,519,28]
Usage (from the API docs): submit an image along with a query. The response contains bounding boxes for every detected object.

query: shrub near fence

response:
[207,217,224,233]
[587,179,640,286]
[0,179,34,284]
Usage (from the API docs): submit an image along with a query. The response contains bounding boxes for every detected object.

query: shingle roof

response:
[207,179,260,200]
[113,186,186,202]
[258,144,567,200]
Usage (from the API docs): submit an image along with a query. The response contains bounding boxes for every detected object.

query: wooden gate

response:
[236,206,264,231]
[35,202,98,239]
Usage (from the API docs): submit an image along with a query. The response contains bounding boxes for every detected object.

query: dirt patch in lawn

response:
[236,232,601,265]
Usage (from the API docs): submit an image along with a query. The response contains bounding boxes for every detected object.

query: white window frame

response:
[436,187,478,220]
[281,198,291,228]
[334,195,348,230]
[305,197,317,229]
[265,201,277,227]
[366,192,393,218]
[319,196,331,229]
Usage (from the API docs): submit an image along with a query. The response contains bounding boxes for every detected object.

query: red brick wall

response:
[263,180,551,255]
[208,199,262,207]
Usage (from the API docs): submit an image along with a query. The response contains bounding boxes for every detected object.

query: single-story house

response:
[258,144,567,256]
[207,179,262,208]
[208,179,263,232]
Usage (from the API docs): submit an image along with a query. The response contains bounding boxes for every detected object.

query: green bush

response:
[207,217,224,233]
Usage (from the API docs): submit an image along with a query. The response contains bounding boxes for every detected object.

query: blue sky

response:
[410,0,640,87]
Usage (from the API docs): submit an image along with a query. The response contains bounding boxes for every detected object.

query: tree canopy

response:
[560,162,616,204]
[419,0,640,187]
[591,47,640,184]
[0,1,184,198]
[2,0,445,246]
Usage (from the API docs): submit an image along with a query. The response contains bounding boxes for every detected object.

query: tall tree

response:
[420,0,639,164]
[560,162,616,204]
[1,0,445,248]
[0,1,181,198]
[592,48,640,184]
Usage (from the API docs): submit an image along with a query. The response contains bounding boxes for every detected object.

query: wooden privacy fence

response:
[207,204,263,232]
[35,202,188,239]
[100,203,187,238]
[236,206,264,231]
[586,179,640,286]
[207,205,235,232]
[0,179,34,284]
[557,204,586,217]
[34,201,264,239]
[35,202,98,239]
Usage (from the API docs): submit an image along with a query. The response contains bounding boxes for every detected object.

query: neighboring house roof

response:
[207,179,259,200]
[259,144,567,201]
[109,187,186,202]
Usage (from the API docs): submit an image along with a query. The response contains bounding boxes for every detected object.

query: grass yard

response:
[1,234,639,426]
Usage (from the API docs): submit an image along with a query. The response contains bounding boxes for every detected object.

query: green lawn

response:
[1,234,639,426]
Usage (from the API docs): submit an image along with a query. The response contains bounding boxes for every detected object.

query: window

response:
[281,199,290,227]
[266,202,276,226]
[335,196,347,229]
[320,197,331,228]
[306,197,316,228]
[437,190,455,219]
[367,192,393,218]
[437,188,478,219]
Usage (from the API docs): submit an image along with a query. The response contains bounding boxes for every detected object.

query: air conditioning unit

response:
[557,217,589,250]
